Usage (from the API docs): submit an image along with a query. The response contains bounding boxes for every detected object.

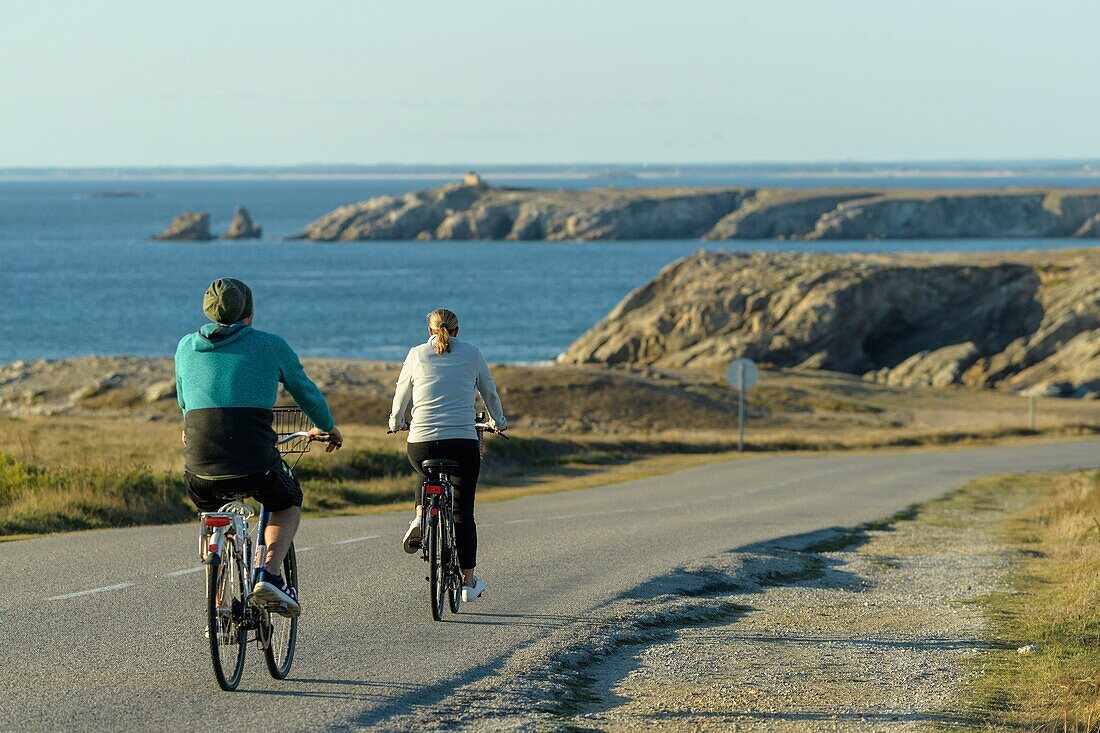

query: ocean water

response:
[0,176,1095,364]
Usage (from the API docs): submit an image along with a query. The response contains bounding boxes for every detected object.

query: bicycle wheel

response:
[428,516,445,621]
[207,552,247,691]
[447,516,461,614]
[263,544,298,679]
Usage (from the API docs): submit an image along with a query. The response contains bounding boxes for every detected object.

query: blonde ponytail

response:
[427,308,458,356]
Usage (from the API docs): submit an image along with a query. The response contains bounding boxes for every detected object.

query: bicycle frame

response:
[199,499,280,643]
[419,473,455,558]
[420,470,462,619]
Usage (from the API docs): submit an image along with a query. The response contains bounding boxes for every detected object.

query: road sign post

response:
[726,358,759,454]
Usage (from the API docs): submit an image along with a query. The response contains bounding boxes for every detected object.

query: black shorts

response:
[184,464,303,513]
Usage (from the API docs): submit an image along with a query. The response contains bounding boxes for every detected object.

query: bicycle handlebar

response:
[275,431,332,446]
[475,422,510,440]
[386,423,509,440]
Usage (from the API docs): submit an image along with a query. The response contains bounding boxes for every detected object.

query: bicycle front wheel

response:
[207,553,247,691]
[428,517,445,621]
[263,544,298,679]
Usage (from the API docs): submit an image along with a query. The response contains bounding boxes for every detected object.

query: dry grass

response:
[1,362,1097,539]
[0,451,191,535]
[951,470,1100,731]
[1,404,1098,540]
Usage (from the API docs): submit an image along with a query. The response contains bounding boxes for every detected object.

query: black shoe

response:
[251,568,300,617]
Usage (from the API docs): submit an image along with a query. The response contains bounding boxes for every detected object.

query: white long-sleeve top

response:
[388,336,507,443]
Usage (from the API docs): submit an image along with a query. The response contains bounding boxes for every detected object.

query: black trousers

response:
[407,439,481,570]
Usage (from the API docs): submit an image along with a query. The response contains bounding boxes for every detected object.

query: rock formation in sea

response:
[292,181,751,241]
[221,205,262,239]
[154,212,213,241]
[560,249,1100,398]
[293,180,1100,241]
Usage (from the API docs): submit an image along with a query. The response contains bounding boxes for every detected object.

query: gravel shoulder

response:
[375,491,1019,732]
[566,512,1007,732]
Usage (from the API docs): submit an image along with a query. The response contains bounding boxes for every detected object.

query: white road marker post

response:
[726,358,759,454]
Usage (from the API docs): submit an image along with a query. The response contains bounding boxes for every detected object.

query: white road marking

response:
[46,583,135,601]
[546,514,575,521]
[164,567,203,577]
[296,547,316,553]
[504,519,531,525]
[334,535,382,545]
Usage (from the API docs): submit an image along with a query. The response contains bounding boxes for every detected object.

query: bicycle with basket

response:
[198,407,331,691]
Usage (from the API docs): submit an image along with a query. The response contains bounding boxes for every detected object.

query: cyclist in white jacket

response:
[388,308,506,601]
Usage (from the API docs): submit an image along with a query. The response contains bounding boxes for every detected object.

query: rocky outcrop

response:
[1074,212,1100,238]
[560,249,1100,397]
[704,189,878,240]
[154,212,213,241]
[293,181,752,241]
[805,191,1100,240]
[294,181,1100,241]
[221,206,262,239]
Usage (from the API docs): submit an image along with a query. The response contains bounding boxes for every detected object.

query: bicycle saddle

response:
[421,459,460,474]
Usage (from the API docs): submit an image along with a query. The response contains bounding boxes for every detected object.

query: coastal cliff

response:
[560,249,1100,397]
[294,181,1100,241]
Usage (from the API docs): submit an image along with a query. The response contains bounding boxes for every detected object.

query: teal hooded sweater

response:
[175,323,335,476]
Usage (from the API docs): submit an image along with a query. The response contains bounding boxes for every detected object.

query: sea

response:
[1,169,1097,364]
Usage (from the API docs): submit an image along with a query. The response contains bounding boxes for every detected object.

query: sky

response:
[1,0,1098,167]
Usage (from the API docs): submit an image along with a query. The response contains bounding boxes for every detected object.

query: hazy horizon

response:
[3,1,1099,167]
[4,158,1100,173]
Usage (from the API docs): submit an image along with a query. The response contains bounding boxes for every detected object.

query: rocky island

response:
[561,249,1100,398]
[294,178,1100,241]
[221,205,262,239]
[154,211,213,241]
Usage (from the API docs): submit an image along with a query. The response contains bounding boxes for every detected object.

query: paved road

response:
[1,440,1096,731]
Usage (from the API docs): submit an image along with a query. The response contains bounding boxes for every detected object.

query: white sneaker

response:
[402,518,422,554]
[462,576,486,602]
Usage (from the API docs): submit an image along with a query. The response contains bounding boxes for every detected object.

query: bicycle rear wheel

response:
[207,553,247,691]
[428,517,445,621]
[447,516,461,614]
[263,544,298,679]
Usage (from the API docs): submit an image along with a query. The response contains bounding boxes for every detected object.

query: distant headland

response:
[292,176,1100,241]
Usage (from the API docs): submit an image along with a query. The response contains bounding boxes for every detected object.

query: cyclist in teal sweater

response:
[176,278,343,616]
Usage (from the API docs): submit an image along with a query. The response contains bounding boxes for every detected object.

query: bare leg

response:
[263,506,301,572]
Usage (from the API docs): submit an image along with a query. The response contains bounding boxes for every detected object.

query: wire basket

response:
[273,407,315,455]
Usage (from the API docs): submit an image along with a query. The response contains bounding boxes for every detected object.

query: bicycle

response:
[388,412,507,621]
[198,407,331,691]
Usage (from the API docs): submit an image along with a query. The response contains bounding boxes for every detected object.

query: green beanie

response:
[202,278,253,324]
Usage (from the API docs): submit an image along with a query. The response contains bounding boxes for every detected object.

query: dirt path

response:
[376,497,1014,732]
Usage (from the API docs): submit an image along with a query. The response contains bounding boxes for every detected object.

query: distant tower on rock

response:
[464,171,485,187]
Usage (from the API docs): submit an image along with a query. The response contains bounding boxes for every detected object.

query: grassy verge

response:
[0,433,740,537]
[1,410,1096,539]
[0,452,192,536]
[948,470,1100,730]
